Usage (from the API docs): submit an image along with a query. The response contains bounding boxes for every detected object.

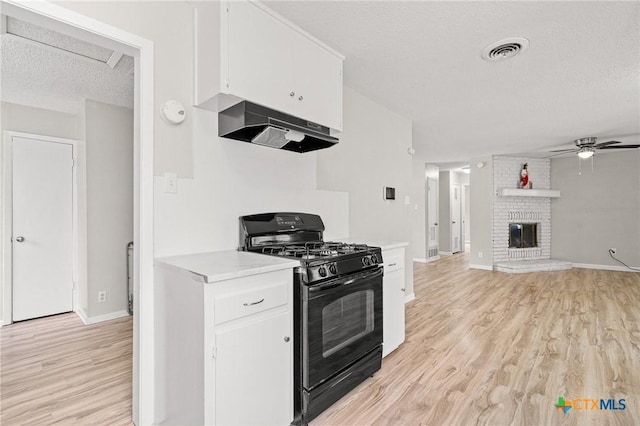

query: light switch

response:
[404,195,411,205]
[164,172,178,194]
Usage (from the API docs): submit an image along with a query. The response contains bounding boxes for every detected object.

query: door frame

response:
[1,1,155,424]
[450,183,462,253]
[2,132,79,324]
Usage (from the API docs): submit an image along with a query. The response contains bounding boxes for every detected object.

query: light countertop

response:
[155,250,299,283]
[339,238,408,251]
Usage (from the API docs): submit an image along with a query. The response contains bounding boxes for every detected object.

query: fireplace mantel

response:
[497,188,561,198]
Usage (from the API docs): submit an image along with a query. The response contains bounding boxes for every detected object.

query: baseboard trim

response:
[439,251,453,256]
[469,264,494,271]
[404,293,416,303]
[413,258,428,263]
[572,263,640,272]
[0,320,4,327]
[77,309,129,325]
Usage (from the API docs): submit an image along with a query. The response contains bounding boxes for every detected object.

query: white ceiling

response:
[267,1,640,162]
[1,16,134,114]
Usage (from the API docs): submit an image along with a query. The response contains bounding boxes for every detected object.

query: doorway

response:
[0,1,154,423]
[5,133,75,322]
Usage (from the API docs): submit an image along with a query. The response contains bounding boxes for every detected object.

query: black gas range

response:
[239,213,383,425]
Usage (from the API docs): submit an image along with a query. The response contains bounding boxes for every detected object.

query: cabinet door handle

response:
[388,263,397,267]
[298,95,304,101]
[284,336,290,342]
[243,298,264,306]
[401,288,406,292]
[289,91,295,97]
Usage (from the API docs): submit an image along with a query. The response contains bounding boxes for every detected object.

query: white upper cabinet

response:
[195,1,344,131]
[293,34,343,132]
[225,1,295,116]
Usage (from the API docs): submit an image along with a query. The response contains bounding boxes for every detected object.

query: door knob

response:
[434,223,438,225]
[289,91,295,97]
[15,236,25,242]
[284,336,290,342]
[452,221,456,224]
[298,96,304,101]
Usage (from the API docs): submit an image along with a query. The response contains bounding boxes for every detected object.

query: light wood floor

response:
[312,252,640,426]
[0,313,133,425]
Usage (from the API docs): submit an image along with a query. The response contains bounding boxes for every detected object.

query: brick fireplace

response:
[493,156,551,264]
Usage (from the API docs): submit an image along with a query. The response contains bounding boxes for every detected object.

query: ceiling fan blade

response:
[545,151,575,158]
[599,144,640,149]
[594,140,621,148]
[549,148,577,153]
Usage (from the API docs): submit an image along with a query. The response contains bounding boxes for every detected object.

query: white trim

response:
[470,264,494,271]
[78,309,130,325]
[412,258,428,263]
[1,2,155,424]
[572,263,640,272]
[425,256,440,263]
[404,293,416,303]
[439,251,453,256]
[0,320,4,327]
[2,132,78,326]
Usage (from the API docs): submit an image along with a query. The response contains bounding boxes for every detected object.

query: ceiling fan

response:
[550,137,640,159]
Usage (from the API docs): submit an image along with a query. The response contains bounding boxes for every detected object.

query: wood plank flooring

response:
[312,252,640,426]
[0,313,132,425]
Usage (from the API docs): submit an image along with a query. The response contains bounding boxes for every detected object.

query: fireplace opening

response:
[509,223,538,248]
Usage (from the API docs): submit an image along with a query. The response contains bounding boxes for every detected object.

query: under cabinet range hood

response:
[218,101,338,153]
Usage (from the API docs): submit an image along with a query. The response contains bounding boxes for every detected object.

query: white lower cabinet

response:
[156,263,293,426]
[215,311,292,426]
[382,247,406,357]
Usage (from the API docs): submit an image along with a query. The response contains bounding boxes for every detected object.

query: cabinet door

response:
[383,268,405,357]
[293,34,343,130]
[226,2,295,114]
[215,311,292,426]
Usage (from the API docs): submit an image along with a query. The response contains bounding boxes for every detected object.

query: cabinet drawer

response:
[214,281,288,325]
[382,254,404,272]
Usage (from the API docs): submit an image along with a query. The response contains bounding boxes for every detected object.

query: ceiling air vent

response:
[482,38,530,61]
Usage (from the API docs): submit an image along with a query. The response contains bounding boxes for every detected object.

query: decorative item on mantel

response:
[519,163,533,189]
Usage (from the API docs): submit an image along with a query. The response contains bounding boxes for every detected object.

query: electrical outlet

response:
[609,248,617,254]
[98,291,107,303]
[478,251,483,259]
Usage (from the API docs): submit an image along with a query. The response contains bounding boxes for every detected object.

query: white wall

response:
[551,151,640,268]
[56,0,194,178]
[154,107,349,257]
[411,157,427,260]
[316,87,414,296]
[84,100,133,318]
[469,156,493,268]
[438,171,451,253]
[0,102,79,321]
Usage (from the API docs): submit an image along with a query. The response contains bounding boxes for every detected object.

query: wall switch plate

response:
[478,251,483,259]
[98,291,107,303]
[405,195,411,205]
[164,172,178,193]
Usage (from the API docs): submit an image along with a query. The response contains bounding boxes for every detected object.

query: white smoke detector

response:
[482,38,530,61]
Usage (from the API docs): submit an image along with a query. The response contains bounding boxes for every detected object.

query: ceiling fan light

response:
[578,147,595,159]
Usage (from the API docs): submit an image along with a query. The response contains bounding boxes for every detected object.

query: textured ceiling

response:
[1,16,134,114]
[267,1,640,161]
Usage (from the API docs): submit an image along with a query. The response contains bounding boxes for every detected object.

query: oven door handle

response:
[308,267,383,294]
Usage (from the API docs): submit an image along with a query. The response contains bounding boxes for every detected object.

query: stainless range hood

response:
[218,101,338,153]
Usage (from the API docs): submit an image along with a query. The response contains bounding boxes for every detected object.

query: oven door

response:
[303,266,383,390]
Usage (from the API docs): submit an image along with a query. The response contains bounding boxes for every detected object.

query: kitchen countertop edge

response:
[155,250,299,283]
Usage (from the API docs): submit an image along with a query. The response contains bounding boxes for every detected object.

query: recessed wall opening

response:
[509,223,538,248]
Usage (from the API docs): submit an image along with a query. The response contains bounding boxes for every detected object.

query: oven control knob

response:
[371,254,378,264]
[362,256,371,266]
[318,267,327,277]
[329,263,337,275]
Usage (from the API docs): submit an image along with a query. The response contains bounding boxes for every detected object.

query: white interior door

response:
[451,184,462,254]
[12,136,73,321]
[426,177,439,259]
